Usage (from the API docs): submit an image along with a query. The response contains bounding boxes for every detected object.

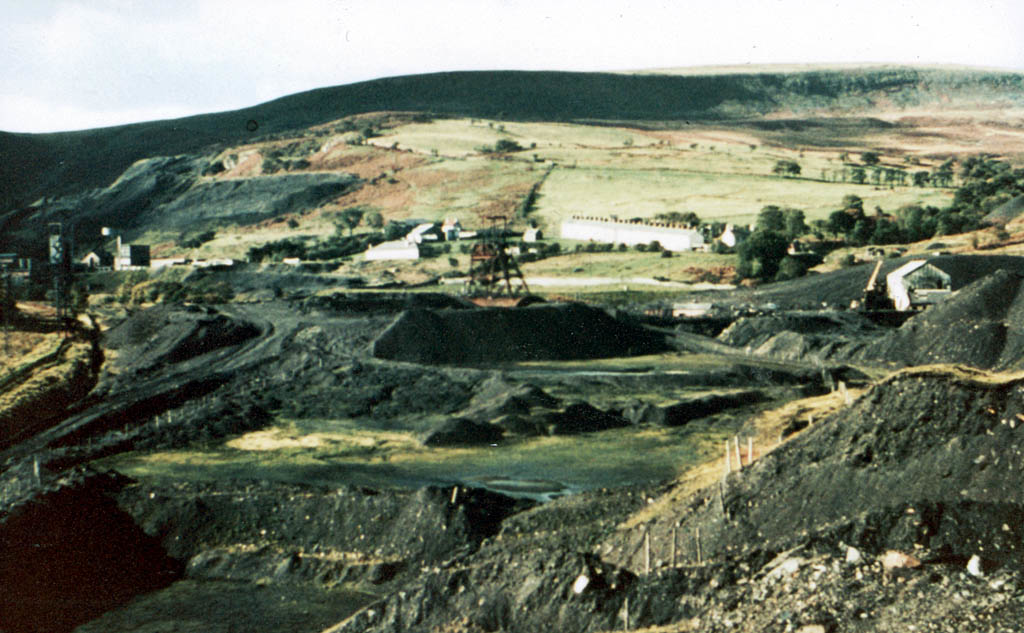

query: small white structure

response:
[407,223,442,244]
[523,227,543,243]
[560,216,704,252]
[441,218,462,241]
[81,251,113,270]
[364,240,419,261]
[150,257,188,269]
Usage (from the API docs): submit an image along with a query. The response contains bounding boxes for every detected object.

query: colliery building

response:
[560,216,705,251]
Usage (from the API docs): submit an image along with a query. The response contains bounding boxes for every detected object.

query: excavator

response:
[855,258,897,314]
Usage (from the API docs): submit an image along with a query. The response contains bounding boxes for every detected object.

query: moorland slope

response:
[3,66,1023,212]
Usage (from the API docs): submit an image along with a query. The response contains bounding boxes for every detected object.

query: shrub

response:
[775,256,808,281]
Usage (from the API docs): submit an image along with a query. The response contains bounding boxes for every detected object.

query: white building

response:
[407,223,442,244]
[560,216,705,252]
[364,240,420,261]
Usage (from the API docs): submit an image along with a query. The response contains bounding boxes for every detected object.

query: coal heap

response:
[371,303,669,364]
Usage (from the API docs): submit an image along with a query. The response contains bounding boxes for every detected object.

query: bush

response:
[179,230,216,249]
[839,253,858,268]
[775,256,808,281]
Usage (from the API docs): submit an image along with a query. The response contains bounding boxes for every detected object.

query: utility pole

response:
[48,222,73,332]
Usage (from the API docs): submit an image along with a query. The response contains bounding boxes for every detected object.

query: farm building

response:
[364,240,419,261]
[407,223,443,244]
[560,216,704,251]
[886,255,1024,311]
[441,218,463,240]
[116,244,150,270]
[81,251,114,270]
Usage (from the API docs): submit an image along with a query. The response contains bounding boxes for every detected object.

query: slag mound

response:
[371,302,669,364]
[103,304,261,371]
[856,270,1024,370]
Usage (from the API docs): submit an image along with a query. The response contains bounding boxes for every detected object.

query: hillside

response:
[3,66,1024,213]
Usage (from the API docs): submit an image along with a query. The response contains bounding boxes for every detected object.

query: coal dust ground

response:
[6,262,1024,632]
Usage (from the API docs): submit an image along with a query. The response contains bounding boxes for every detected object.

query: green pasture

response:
[520,250,737,282]
[535,166,955,228]
[374,118,664,157]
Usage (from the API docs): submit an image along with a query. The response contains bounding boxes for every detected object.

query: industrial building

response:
[560,216,705,251]
[886,255,1024,311]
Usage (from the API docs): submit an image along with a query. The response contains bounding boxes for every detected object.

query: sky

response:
[2,0,1023,133]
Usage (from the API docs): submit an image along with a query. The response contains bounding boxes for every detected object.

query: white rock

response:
[845,546,863,564]
[572,574,590,594]
[967,554,984,577]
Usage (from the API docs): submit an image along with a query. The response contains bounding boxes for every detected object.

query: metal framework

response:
[467,215,530,300]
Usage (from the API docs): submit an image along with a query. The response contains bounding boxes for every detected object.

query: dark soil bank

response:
[0,471,182,633]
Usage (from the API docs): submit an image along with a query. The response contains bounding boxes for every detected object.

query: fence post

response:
[747,437,753,465]
[724,439,731,473]
[696,527,702,564]
[622,597,630,630]
[671,526,677,568]
[734,436,741,470]
[644,528,651,575]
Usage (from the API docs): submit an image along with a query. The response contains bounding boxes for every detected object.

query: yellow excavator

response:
[860,259,892,311]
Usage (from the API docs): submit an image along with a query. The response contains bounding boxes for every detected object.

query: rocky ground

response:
[5,264,1024,632]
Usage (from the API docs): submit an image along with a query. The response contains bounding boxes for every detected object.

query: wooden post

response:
[33,458,40,483]
[622,597,630,630]
[747,437,753,465]
[696,527,702,564]
[734,436,741,470]
[839,380,851,405]
[724,439,731,473]
[643,528,651,575]
[671,526,677,567]
[450,486,459,504]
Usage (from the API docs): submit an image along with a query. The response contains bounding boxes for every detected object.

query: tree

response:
[828,209,856,237]
[851,168,867,184]
[870,218,904,245]
[861,151,880,166]
[365,210,384,229]
[756,206,786,232]
[737,230,789,280]
[782,208,807,240]
[773,160,801,177]
[851,219,874,245]
[841,194,864,212]
[913,171,931,187]
[493,139,523,153]
[337,208,364,236]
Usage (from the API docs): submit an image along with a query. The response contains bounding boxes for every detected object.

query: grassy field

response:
[103,417,734,495]
[371,117,956,231]
[535,165,954,228]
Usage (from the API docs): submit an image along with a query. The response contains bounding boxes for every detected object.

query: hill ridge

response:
[3,66,1024,212]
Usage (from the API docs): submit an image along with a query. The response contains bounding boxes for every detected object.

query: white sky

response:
[2,0,1023,133]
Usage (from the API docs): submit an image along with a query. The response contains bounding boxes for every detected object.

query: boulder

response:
[420,418,504,447]
[544,403,630,435]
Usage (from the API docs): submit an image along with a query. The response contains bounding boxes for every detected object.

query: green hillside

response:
[3,66,1024,211]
